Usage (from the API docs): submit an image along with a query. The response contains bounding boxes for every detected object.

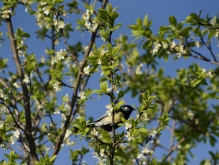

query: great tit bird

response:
[87,105,135,132]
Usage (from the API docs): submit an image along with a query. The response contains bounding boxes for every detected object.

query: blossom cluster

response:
[83,9,98,32]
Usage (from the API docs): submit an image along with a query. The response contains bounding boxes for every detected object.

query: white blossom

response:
[170,41,176,49]
[91,128,99,136]
[44,146,49,153]
[137,153,143,159]
[151,41,161,55]
[79,91,86,100]
[64,103,70,110]
[202,69,213,78]
[83,9,92,29]
[207,71,213,78]
[135,64,143,75]
[125,131,134,141]
[65,130,72,139]
[83,66,90,75]
[177,144,182,149]
[195,41,201,48]
[10,129,20,145]
[64,58,71,68]
[50,123,55,128]
[63,94,70,102]
[54,19,65,30]
[51,56,58,66]
[105,104,113,116]
[65,138,75,146]
[13,82,20,88]
[215,31,219,38]
[0,89,8,100]
[23,75,30,84]
[43,7,50,15]
[150,130,157,137]
[62,113,66,120]
[162,42,169,49]
[0,120,4,128]
[125,122,132,130]
[91,23,98,32]
[98,58,102,65]
[107,87,112,93]
[100,149,105,157]
[136,113,150,122]
[54,39,59,45]
[105,104,113,111]
[142,147,150,154]
[53,81,61,92]
[58,20,65,29]
[1,9,11,18]
[101,37,106,42]
[54,109,60,114]
[41,56,45,63]
[56,49,67,60]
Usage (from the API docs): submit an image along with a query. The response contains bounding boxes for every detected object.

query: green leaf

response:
[112,46,120,56]
[117,91,124,100]
[107,3,112,13]
[100,81,108,92]
[115,99,125,110]
[2,5,11,10]
[143,15,149,27]
[50,155,57,162]
[191,78,202,87]
[179,26,192,38]
[169,16,177,27]
[98,9,109,21]
[139,127,148,133]
[208,29,216,40]
[210,135,217,146]
[110,23,122,31]
[100,55,109,66]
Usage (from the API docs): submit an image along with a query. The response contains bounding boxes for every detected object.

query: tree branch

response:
[189,49,219,66]
[6,13,38,164]
[52,0,109,158]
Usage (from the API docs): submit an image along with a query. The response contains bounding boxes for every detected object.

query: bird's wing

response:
[87,114,109,127]
[94,110,122,123]
[94,113,109,122]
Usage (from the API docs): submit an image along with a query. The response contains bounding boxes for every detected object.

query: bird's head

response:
[120,105,135,120]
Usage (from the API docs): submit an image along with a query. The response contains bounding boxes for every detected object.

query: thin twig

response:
[161,137,186,163]
[200,36,218,62]
[168,120,176,161]
[189,49,219,66]
[0,101,25,132]
[52,0,109,157]
[60,29,80,66]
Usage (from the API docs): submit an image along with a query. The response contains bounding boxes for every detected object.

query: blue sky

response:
[1,0,219,164]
